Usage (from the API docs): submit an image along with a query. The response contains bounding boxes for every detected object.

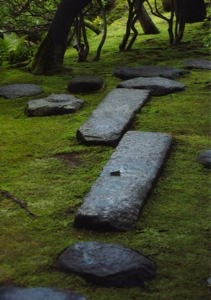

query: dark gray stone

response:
[56,242,156,287]
[74,131,172,231]
[184,59,211,70]
[26,94,84,117]
[197,150,211,169]
[77,89,151,146]
[117,77,185,96]
[0,287,87,300]
[0,84,43,99]
[113,65,189,80]
[68,75,104,93]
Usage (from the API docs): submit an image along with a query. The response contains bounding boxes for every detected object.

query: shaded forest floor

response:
[0,8,210,300]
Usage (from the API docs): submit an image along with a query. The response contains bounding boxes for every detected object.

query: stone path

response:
[0,84,43,99]
[77,88,151,146]
[2,62,209,293]
[56,241,156,287]
[74,131,172,231]
[0,287,87,300]
[26,94,84,117]
[113,65,189,80]
[117,76,185,96]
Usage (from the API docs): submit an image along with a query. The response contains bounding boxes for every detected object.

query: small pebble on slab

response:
[113,65,189,80]
[184,59,211,70]
[117,77,185,96]
[74,131,172,231]
[68,75,104,93]
[56,241,156,287]
[77,88,151,146]
[26,94,84,117]
[0,287,87,300]
[0,84,43,99]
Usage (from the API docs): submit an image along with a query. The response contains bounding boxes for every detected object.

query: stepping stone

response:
[26,94,84,117]
[0,287,87,300]
[0,84,43,99]
[113,65,189,80]
[184,59,211,70]
[74,131,172,231]
[56,241,156,287]
[117,77,185,96]
[68,75,104,93]
[197,150,211,169]
[77,89,151,146]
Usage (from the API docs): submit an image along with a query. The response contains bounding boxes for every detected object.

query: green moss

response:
[0,7,210,300]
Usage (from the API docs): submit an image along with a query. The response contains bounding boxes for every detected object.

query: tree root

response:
[0,190,36,219]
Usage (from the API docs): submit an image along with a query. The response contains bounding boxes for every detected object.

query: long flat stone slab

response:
[74,131,172,231]
[117,77,185,96]
[77,89,151,146]
[26,94,84,116]
[0,84,43,99]
[113,65,189,80]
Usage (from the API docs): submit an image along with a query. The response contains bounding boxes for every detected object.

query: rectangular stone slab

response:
[76,89,151,146]
[74,131,172,231]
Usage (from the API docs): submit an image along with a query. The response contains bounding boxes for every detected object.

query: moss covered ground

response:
[0,6,210,300]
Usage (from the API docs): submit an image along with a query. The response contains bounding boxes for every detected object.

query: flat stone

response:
[56,242,156,287]
[77,89,151,146]
[0,287,87,300]
[74,131,172,231]
[184,59,211,70]
[26,94,84,117]
[0,84,43,99]
[68,75,104,93]
[197,150,211,169]
[117,77,185,96]
[113,65,189,80]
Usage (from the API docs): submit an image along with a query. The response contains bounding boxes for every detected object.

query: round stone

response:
[197,150,211,169]
[68,76,104,93]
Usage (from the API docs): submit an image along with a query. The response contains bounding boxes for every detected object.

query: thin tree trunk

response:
[31,0,91,74]
[137,3,160,34]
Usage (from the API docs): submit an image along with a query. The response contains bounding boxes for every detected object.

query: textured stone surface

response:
[113,65,189,80]
[117,77,185,96]
[197,150,211,169]
[0,84,43,99]
[77,89,151,146]
[26,94,84,117]
[184,59,211,70]
[0,287,87,300]
[56,242,156,287]
[74,131,172,231]
[68,75,104,93]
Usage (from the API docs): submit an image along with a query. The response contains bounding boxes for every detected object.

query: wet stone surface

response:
[113,65,189,80]
[68,75,104,93]
[77,88,151,146]
[0,84,43,99]
[56,241,156,287]
[184,59,211,70]
[117,76,185,96]
[0,287,87,300]
[74,131,172,231]
[26,94,84,117]
[197,150,211,169]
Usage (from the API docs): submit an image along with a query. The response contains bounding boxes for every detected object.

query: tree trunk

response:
[162,0,172,12]
[137,2,160,34]
[31,0,91,75]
